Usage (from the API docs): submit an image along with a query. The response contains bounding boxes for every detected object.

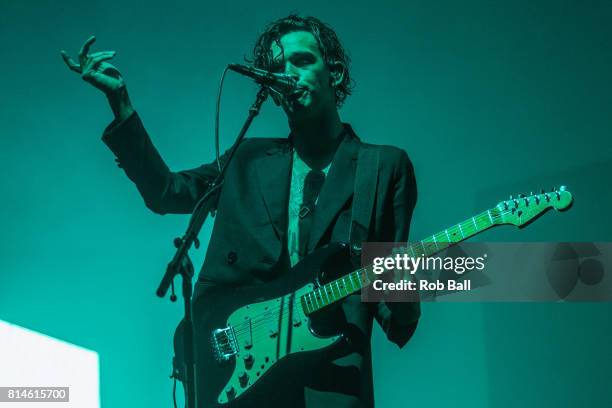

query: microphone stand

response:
[156,86,269,408]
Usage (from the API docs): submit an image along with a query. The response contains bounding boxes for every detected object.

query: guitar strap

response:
[348,145,380,256]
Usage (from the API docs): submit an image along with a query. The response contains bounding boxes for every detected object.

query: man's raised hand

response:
[61,35,124,96]
[61,36,134,120]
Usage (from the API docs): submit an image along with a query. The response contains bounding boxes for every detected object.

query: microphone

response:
[228,63,297,95]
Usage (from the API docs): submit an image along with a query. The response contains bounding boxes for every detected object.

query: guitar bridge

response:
[211,326,238,362]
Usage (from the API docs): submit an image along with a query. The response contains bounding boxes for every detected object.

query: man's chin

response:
[284,100,312,117]
[286,106,321,124]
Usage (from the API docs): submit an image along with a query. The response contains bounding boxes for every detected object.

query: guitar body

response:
[190,242,354,407]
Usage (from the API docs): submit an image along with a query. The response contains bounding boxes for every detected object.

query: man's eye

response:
[295,57,312,65]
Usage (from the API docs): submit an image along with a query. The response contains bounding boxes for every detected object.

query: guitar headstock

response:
[492,186,573,227]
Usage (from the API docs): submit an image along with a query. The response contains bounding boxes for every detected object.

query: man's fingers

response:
[98,62,122,79]
[78,35,96,62]
[81,68,103,85]
[82,51,116,70]
[82,52,116,74]
[88,51,116,59]
[60,51,82,73]
[79,35,96,56]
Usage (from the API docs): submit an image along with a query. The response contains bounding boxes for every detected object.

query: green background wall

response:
[1,0,610,406]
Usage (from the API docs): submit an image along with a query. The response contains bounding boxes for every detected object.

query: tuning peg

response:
[518,193,525,198]
[540,189,545,194]
[509,195,513,200]
[535,195,540,204]
[545,193,551,202]
[560,185,567,191]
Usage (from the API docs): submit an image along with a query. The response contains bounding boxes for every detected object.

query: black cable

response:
[184,64,229,224]
[215,66,230,172]
[172,376,178,408]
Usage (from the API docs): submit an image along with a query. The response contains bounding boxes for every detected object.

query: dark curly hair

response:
[247,14,354,108]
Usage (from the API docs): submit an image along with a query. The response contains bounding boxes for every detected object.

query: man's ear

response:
[329,61,345,88]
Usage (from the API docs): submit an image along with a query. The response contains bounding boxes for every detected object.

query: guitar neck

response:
[300,208,497,315]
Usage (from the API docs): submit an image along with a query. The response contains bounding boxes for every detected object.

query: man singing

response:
[62,14,420,407]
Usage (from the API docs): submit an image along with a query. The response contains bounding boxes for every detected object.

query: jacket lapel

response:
[254,141,292,242]
[306,129,360,253]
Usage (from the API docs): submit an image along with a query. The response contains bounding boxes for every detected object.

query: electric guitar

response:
[189,187,573,406]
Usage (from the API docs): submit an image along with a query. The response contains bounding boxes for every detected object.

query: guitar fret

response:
[353,272,361,289]
[302,295,309,314]
[445,229,451,242]
[306,293,314,312]
[458,223,465,238]
[344,276,352,293]
[487,210,493,224]
[472,216,478,230]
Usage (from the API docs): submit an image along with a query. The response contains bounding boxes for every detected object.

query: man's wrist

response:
[107,85,134,122]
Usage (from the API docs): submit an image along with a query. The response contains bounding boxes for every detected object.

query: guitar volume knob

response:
[238,371,249,387]
[243,353,254,369]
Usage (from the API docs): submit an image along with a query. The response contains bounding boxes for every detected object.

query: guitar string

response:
[221,206,536,341]
[216,204,552,351]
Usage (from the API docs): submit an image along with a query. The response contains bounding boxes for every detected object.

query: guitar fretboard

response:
[300,208,499,314]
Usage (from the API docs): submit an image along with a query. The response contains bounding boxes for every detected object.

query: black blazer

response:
[103,112,420,406]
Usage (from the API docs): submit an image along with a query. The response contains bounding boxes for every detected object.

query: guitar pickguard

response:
[215,283,342,404]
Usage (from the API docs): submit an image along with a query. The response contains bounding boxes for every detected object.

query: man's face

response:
[270,31,338,119]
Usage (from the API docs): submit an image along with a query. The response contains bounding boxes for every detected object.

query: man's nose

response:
[283,62,300,79]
